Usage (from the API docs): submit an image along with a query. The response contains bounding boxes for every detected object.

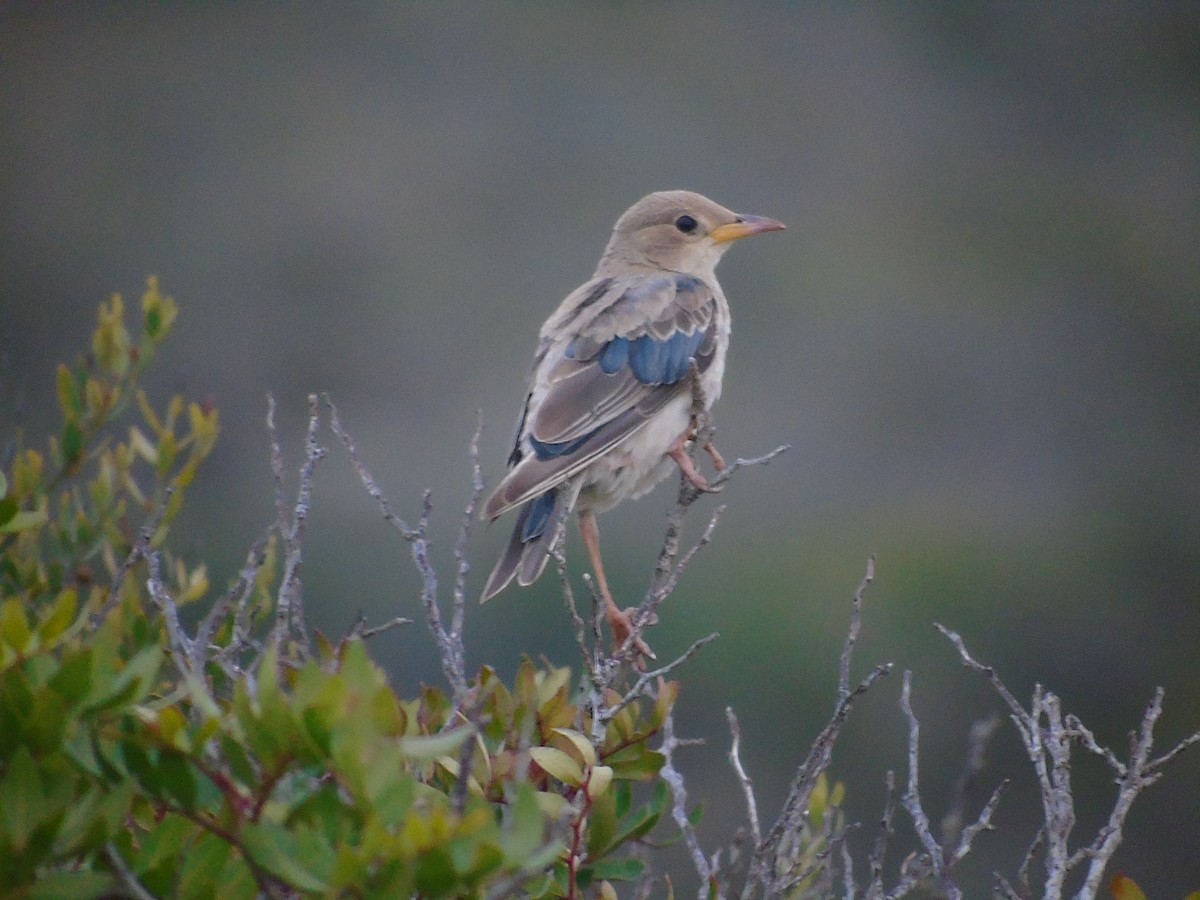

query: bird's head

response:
[598,190,785,278]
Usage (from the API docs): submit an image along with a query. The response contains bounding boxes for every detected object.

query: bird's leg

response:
[667,429,724,493]
[704,441,727,471]
[577,509,655,663]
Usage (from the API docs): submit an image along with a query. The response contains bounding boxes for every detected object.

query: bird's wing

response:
[484,273,719,519]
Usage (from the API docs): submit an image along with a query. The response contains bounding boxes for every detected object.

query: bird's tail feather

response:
[480,481,580,602]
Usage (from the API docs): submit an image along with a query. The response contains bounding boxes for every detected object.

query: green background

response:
[2,4,1197,893]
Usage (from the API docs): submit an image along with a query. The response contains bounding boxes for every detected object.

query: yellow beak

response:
[710,214,786,244]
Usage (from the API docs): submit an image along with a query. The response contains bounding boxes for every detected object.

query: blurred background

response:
[2,4,1197,894]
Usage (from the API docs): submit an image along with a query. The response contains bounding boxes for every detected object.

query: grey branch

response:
[92,483,175,628]
[940,713,1002,851]
[744,558,891,899]
[897,670,951,895]
[269,392,324,656]
[864,770,896,900]
[324,395,470,701]
[726,706,762,850]
[659,711,716,898]
[840,555,875,701]
[935,622,1200,899]
[601,632,720,724]
[615,363,788,666]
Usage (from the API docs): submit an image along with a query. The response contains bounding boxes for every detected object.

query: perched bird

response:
[481,190,784,655]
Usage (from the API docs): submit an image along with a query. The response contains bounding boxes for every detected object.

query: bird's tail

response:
[481,481,580,602]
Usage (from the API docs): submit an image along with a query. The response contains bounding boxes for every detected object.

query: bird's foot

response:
[608,605,657,668]
[668,443,723,493]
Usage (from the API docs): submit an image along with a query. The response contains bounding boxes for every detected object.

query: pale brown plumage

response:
[482,190,784,656]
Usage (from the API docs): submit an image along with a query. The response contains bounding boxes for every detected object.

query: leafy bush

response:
[4,283,1195,899]
[0,283,685,898]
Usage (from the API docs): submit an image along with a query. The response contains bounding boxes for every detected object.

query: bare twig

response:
[450,411,485,656]
[839,556,875,700]
[144,547,195,666]
[324,395,470,701]
[353,616,412,640]
[618,365,788,666]
[940,713,1001,850]
[898,670,953,896]
[726,707,762,850]
[196,535,268,675]
[864,770,896,900]
[1071,686,1200,897]
[935,623,1199,899]
[601,633,720,724]
[745,660,891,898]
[1015,826,1044,898]
[948,778,1007,868]
[745,558,890,899]
[104,842,157,900]
[91,484,174,628]
[323,396,418,539]
[271,393,324,655]
[659,711,716,899]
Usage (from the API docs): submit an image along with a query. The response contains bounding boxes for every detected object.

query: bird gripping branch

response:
[482,190,785,659]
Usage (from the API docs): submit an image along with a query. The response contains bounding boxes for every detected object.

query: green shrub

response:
[0,282,684,899]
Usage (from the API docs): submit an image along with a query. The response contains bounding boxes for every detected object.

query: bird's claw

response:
[668,442,723,493]
[608,605,656,668]
[691,474,724,494]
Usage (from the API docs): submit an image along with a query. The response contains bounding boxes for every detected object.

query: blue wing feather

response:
[598,338,629,374]
[619,329,706,385]
[520,488,558,541]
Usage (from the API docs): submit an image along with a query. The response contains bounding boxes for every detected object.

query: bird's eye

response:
[674,215,698,234]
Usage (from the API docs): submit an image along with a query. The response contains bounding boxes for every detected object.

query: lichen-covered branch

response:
[936,622,1200,899]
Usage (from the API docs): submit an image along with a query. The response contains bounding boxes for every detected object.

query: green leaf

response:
[39,589,78,644]
[83,645,162,715]
[158,750,198,811]
[529,746,583,787]
[145,304,163,339]
[398,725,474,761]
[0,599,32,652]
[415,846,457,896]
[61,421,84,467]
[0,509,48,534]
[587,765,613,799]
[0,746,42,850]
[610,782,667,849]
[133,813,195,876]
[120,741,159,797]
[177,830,232,899]
[28,871,115,900]
[604,745,665,780]
[55,779,133,856]
[501,783,546,861]
[533,790,571,821]
[552,727,597,768]
[50,646,93,707]
[55,363,81,423]
[0,496,16,528]
[218,732,257,786]
[0,469,7,497]
[586,787,617,859]
[613,780,632,819]
[583,856,645,883]
[241,822,330,892]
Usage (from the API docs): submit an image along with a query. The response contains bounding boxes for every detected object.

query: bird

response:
[481,190,784,657]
